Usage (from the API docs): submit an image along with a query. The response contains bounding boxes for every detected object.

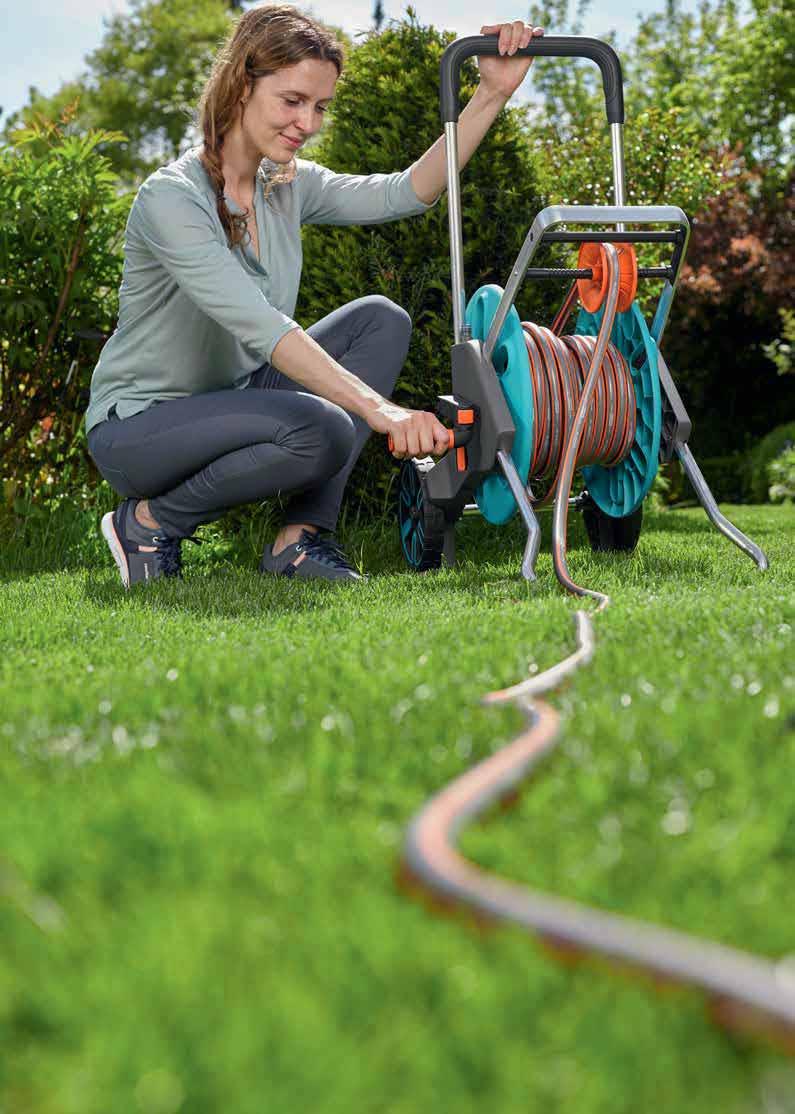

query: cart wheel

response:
[581,491,643,553]
[398,458,447,571]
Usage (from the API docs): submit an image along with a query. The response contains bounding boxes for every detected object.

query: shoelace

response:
[298,529,355,571]
[151,534,202,577]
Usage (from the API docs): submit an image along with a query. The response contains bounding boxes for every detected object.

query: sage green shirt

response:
[84,146,440,434]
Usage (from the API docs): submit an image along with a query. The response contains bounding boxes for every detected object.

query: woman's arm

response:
[410,20,544,204]
[270,327,449,459]
[409,83,510,206]
[270,327,386,419]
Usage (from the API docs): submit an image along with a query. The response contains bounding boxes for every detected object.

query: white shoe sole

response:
[101,511,130,589]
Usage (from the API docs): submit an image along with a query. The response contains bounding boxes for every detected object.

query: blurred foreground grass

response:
[0,502,793,1113]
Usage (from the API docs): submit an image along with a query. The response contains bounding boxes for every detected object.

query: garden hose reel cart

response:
[396,35,768,583]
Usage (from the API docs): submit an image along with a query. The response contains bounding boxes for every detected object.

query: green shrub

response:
[763,306,795,377]
[0,110,130,508]
[645,466,671,511]
[656,455,748,506]
[745,421,795,502]
[768,445,795,503]
[690,454,748,504]
[296,9,552,523]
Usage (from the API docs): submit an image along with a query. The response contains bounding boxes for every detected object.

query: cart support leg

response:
[497,449,541,582]
[676,442,769,571]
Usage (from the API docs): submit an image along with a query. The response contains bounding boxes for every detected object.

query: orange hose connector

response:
[577,241,638,312]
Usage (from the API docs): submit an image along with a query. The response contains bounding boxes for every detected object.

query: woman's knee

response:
[86,425,141,498]
[361,294,412,339]
[355,295,412,396]
[279,396,355,477]
[320,402,356,474]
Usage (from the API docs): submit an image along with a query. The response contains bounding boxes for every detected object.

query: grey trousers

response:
[86,296,410,537]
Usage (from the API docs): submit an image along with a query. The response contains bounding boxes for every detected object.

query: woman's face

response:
[243,57,339,163]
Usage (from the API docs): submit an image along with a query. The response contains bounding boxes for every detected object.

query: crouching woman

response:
[84,4,541,587]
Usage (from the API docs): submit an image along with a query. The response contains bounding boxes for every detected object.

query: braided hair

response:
[196,4,344,249]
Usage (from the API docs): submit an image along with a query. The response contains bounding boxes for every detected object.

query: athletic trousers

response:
[86,296,410,538]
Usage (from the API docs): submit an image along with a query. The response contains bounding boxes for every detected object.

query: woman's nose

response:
[295,107,318,135]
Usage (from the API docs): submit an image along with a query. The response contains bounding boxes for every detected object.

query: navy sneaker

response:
[101,498,200,588]
[259,528,363,582]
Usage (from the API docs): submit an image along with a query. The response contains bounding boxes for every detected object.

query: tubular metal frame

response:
[441,108,767,579]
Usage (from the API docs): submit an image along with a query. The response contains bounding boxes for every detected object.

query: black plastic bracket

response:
[657,350,692,460]
[424,340,516,511]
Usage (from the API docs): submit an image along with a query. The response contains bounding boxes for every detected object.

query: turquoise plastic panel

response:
[464,285,533,525]
[575,301,662,518]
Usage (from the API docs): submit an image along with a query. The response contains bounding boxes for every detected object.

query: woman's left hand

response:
[477,21,545,99]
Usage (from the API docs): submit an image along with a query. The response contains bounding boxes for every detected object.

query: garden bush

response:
[0,111,130,515]
[745,421,795,503]
[691,454,748,504]
[768,445,795,503]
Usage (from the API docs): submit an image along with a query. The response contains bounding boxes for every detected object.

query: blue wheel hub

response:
[399,460,427,568]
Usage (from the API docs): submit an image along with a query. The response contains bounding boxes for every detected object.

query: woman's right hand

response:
[368,401,451,460]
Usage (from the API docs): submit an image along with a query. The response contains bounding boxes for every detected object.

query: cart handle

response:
[440,35,624,126]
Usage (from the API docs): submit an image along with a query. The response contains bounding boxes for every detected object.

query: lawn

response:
[1,501,793,1114]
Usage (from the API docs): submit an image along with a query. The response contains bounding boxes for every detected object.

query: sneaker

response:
[259,528,363,582]
[101,498,200,588]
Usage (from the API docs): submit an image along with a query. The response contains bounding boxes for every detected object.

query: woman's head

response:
[197,4,345,246]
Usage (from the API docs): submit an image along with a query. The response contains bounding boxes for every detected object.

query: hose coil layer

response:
[520,324,636,505]
[466,285,660,523]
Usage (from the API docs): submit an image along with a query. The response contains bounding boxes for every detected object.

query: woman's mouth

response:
[280,134,302,149]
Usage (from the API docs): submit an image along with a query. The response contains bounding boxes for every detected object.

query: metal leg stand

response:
[497,449,542,582]
[677,442,769,571]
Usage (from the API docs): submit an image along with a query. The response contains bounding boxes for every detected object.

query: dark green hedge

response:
[658,421,795,506]
[660,456,747,506]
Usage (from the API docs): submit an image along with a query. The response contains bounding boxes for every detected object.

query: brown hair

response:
[197,4,345,248]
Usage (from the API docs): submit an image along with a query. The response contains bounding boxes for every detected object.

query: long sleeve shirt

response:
[84,146,440,434]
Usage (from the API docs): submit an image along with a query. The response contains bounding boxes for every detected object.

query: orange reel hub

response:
[577,242,638,313]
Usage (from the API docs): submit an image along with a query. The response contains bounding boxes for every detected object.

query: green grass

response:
[1,502,794,1114]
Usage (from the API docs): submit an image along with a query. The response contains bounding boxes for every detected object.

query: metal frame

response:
[439,107,768,581]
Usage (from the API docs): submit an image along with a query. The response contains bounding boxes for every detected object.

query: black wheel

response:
[397,458,447,571]
[581,492,643,553]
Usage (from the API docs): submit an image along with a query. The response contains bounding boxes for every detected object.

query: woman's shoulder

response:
[134,147,214,211]
[293,155,328,180]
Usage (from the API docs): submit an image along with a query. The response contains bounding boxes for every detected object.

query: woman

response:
[85,4,543,587]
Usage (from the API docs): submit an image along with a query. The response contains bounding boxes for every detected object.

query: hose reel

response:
[398,214,766,583]
[464,240,660,526]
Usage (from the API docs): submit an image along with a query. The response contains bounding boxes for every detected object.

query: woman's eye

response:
[284,98,326,113]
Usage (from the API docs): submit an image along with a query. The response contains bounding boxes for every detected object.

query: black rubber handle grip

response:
[440,35,624,125]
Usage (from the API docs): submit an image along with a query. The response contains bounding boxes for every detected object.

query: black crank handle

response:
[440,35,624,126]
[388,427,473,454]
